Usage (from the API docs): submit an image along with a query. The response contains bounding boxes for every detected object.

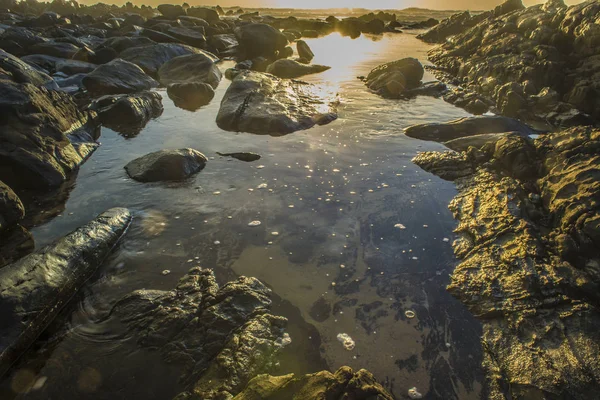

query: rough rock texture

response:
[234,23,288,59]
[0,181,25,233]
[232,367,394,400]
[110,267,290,400]
[265,59,330,79]
[120,43,204,77]
[412,126,600,399]
[83,58,158,95]
[0,225,34,269]
[88,91,163,136]
[424,0,600,126]
[0,208,132,377]
[216,70,338,135]
[0,79,99,189]
[365,58,424,98]
[157,4,186,19]
[158,52,221,87]
[124,148,208,182]
[167,82,215,111]
[0,49,57,89]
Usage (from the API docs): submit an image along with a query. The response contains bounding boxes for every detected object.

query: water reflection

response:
[1,33,483,400]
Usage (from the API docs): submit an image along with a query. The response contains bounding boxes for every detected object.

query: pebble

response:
[248,220,261,227]
[336,333,356,351]
[394,223,406,229]
[161,270,171,276]
[408,387,423,399]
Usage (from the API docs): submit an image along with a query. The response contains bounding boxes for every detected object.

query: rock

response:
[0,225,34,269]
[231,367,394,400]
[209,33,238,53]
[166,26,206,48]
[157,52,221,87]
[29,41,80,59]
[0,208,132,377]
[111,267,289,399]
[167,82,215,111]
[83,58,158,95]
[157,4,186,19]
[365,58,424,98]
[265,59,330,79]
[443,132,515,152]
[404,116,537,142]
[216,70,338,135]
[0,49,57,89]
[0,181,24,233]
[55,59,97,75]
[412,126,600,399]
[0,27,47,57]
[187,7,220,23]
[234,23,288,59]
[120,43,203,77]
[0,79,99,189]
[216,152,261,162]
[406,18,439,29]
[88,91,163,136]
[296,40,314,61]
[124,148,208,182]
[102,36,156,54]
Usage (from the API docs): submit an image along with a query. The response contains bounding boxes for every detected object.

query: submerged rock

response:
[167,82,215,111]
[83,58,158,96]
[88,91,163,136]
[412,126,600,399]
[124,148,208,182]
[365,57,424,98]
[216,70,338,135]
[157,52,221,87]
[216,152,261,162]
[0,208,132,377]
[265,59,330,79]
[231,367,394,400]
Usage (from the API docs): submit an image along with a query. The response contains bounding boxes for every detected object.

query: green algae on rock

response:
[412,126,600,399]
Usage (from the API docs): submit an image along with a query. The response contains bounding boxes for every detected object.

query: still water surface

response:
[1,32,484,399]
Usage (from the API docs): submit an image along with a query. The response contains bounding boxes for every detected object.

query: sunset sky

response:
[98,0,583,10]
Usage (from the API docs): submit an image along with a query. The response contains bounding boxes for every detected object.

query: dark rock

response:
[124,148,208,182]
[83,58,158,95]
[157,52,221,87]
[278,46,293,59]
[89,91,163,136]
[296,40,313,61]
[412,126,600,399]
[406,18,439,29]
[166,26,206,48]
[216,152,261,162]
[167,82,215,111]
[0,49,57,89]
[0,27,47,57]
[120,43,203,77]
[55,59,97,75]
[187,7,220,23]
[0,208,132,377]
[123,13,146,27]
[404,116,537,142]
[232,367,394,400]
[208,33,238,53]
[0,225,34,269]
[216,70,338,135]
[157,4,186,19]
[308,296,331,322]
[0,180,24,233]
[365,57,424,98]
[102,36,156,54]
[265,59,330,79]
[29,41,80,59]
[443,132,514,152]
[234,23,288,59]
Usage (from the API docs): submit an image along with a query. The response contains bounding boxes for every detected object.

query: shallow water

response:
[1,32,485,399]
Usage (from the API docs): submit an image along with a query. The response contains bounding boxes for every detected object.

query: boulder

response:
[0,27,48,57]
[187,7,220,23]
[0,49,57,89]
[88,91,163,136]
[216,70,338,135]
[55,59,97,75]
[102,36,156,53]
[157,4,186,19]
[209,33,239,53]
[296,40,314,61]
[0,208,132,377]
[29,41,80,59]
[0,181,24,233]
[365,57,424,98]
[265,59,330,79]
[157,52,221,87]
[167,82,215,111]
[124,148,208,182]
[234,23,288,59]
[83,58,158,95]
[166,26,206,48]
[120,43,203,77]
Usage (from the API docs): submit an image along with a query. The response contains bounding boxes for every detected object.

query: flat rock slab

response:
[216,70,338,135]
[83,58,158,96]
[125,148,208,182]
[0,208,132,377]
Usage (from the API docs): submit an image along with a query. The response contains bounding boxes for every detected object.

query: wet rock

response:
[308,296,331,322]
[0,79,99,189]
[157,52,221,87]
[102,36,156,54]
[29,41,80,59]
[216,152,261,162]
[55,59,97,75]
[0,181,24,233]
[0,49,57,89]
[296,40,313,61]
[412,126,600,399]
[0,27,47,57]
[216,70,338,135]
[234,23,288,59]
[124,148,208,182]
[157,4,186,19]
[83,58,158,96]
[88,91,163,136]
[265,59,330,79]
[443,132,513,152]
[232,367,394,400]
[406,18,439,29]
[166,26,206,48]
[209,33,238,53]
[365,57,424,98]
[120,43,203,77]
[0,208,132,377]
[111,267,289,399]
[187,7,220,23]
[0,225,34,269]
[404,116,536,143]
[167,82,215,111]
